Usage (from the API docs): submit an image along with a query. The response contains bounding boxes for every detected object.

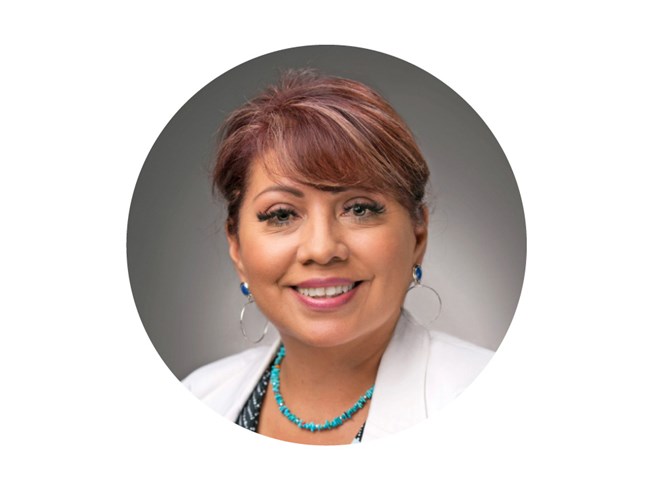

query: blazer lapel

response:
[222,339,281,421]
[362,311,430,440]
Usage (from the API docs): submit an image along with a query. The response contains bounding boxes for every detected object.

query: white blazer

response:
[182,311,494,441]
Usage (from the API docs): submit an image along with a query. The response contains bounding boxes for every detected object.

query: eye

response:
[342,200,386,220]
[256,207,298,226]
[351,203,369,217]
[273,208,293,222]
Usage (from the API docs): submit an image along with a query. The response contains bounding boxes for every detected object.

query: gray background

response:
[127,45,526,380]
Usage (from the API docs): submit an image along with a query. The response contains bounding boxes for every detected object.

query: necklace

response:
[270,345,374,432]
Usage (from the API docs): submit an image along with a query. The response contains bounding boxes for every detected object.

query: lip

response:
[295,277,355,288]
[290,279,362,312]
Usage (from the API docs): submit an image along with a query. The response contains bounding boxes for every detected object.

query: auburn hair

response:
[213,69,430,235]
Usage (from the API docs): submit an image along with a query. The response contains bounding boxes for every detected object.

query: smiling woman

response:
[181,69,495,445]
[231,160,424,351]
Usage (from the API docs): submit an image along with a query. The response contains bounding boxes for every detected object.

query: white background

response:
[2,2,648,486]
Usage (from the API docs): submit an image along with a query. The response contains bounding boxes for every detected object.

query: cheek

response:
[239,233,296,285]
[353,226,417,277]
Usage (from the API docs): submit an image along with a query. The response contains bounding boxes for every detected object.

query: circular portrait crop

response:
[127,45,526,445]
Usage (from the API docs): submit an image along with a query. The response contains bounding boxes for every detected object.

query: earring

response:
[239,282,269,344]
[405,264,442,327]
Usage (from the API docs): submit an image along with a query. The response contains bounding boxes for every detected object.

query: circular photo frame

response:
[127,45,526,443]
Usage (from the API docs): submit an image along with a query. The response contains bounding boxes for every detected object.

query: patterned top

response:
[236,365,366,443]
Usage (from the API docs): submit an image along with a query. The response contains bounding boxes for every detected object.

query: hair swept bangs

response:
[213,69,430,235]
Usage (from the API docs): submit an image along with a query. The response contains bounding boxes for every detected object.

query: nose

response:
[296,213,349,265]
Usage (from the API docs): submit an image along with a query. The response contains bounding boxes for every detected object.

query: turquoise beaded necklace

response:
[270,345,374,432]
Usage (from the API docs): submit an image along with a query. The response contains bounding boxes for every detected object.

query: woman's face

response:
[227,158,428,349]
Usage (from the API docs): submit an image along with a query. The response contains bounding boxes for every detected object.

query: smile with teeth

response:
[295,283,357,299]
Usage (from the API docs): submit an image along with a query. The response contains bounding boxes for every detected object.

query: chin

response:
[282,319,364,349]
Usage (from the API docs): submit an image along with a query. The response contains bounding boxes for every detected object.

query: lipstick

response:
[291,278,361,311]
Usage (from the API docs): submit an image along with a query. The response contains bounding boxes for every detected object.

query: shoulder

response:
[427,329,494,369]
[182,345,277,419]
[182,347,269,395]
[401,311,494,409]
[425,329,493,409]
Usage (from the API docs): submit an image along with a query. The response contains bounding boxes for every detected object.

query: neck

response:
[278,310,401,398]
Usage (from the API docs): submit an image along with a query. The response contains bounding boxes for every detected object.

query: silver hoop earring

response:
[239,282,269,344]
[405,265,442,327]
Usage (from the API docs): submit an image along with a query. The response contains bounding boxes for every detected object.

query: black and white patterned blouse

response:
[236,365,366,443]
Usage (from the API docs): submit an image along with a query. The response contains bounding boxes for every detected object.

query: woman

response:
[183,70,493,445]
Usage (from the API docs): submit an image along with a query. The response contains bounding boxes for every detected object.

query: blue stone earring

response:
[413,264,423,283]
[240,282,251,297]
[405,264,443,326]
[239,282,269,343]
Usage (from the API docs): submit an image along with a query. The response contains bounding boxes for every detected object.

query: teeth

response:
[297,283,354,298]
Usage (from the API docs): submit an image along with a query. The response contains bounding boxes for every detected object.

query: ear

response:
[413,206,429,263]
[226,225,247,282]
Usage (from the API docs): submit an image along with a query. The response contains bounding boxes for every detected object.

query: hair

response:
[213,69,430,235]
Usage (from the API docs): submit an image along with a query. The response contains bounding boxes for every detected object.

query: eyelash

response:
[342,201,386,219]
[256,201,386,227]
[256,207,297,226]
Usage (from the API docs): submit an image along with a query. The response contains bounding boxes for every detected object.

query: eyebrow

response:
[253,184,349,201]
[253,185,304,201]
